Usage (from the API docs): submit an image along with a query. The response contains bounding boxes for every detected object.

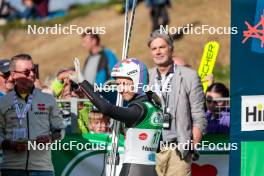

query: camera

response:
[163,112,172,130]
[70,81,79,91]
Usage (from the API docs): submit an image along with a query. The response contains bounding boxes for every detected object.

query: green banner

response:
[241,141,264,176]
[52,133,124,176]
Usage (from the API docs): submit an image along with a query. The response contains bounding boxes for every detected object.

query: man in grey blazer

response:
[148,30,207,176]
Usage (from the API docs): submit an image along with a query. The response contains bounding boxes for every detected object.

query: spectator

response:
[173,56,192,68]
[0,54,64,176]
[0,0,9,18]
[148,30,207,176]
[88,106,110,134]
[51,68,81,99]
[72,58,163,176]
[51,68,91,134]
[34,0,49,18]
[204,74,214,88]
[34,78,49,91]
[145,0,171,31]
[205,83,230,134]
[0,59,13,96]
[21,0,38,20]
[81,29,118,85]
[0,0,20,24]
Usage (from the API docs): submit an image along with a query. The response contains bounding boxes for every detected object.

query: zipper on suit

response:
[25,111,30,170]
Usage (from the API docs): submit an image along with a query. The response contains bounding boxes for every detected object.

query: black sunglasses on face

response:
[14,68,36,77]
[0,72,10,79]
[206,96,218,104]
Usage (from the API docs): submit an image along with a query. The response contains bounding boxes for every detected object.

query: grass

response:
[0,0,122,38]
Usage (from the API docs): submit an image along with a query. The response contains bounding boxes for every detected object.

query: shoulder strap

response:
[97,49,111,80]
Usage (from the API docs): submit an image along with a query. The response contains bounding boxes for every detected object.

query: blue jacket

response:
[0,92,5,97]
[95,48,118,85]
[83,47,118,85]
[145,0,170,6]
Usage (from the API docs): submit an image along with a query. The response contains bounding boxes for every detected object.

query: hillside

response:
[0,0,230,83]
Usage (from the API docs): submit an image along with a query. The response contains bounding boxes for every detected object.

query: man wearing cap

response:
[148,30,207,176]
[0,59,14,96]
[0,54,64,176]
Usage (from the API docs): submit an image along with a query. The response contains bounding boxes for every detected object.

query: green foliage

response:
[213,64,230,88]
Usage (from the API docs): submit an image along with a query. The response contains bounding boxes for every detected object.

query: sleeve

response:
[79,80,146,127]
[0,106,5,147]
[189,72,207,133]
[49,96,65,131]
[95,70,107,85]
[51,79,64,97]
[78,108,90,133]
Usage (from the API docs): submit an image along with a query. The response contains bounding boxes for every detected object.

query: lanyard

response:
[156,74,173,112]
[158,73,174,93]
[155,65,176,112]
[13,94,33,126]
[155,66,175,97]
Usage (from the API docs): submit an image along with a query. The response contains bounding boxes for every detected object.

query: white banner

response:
[241,95,264,131]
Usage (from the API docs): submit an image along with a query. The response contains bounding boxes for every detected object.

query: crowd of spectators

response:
[0,0,50,25]
[0,3,230,174]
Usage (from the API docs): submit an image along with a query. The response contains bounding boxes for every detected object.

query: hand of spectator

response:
[36,135,51,144]
[1,139,13,150]
[68,72,83,84]
[14,141,28,152]
[203,74,214,87]
[68,73,83,95]
[2,139,28,152]
[51,131,62,141]
[57,70,76,82]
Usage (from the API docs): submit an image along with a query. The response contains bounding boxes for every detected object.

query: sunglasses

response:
[14,68,37,77]
[0,72,10,79]
[206,96,218,104]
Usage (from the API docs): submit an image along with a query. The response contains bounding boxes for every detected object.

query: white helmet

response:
[111,58,148,95]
